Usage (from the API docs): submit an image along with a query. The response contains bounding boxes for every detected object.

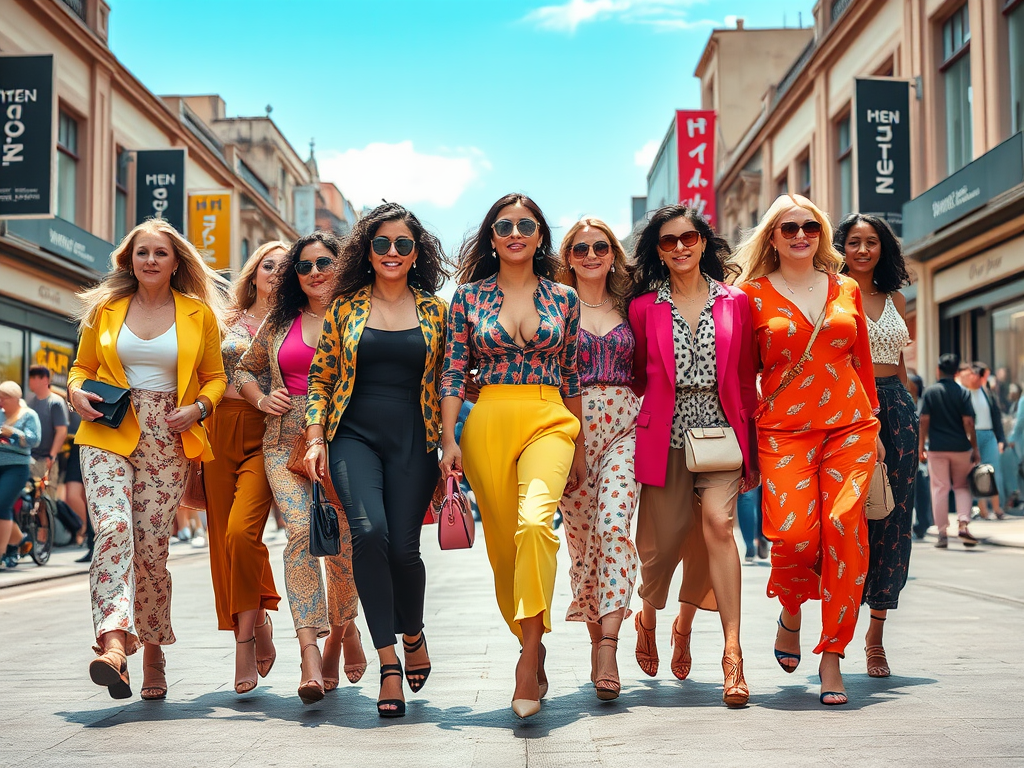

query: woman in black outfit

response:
[304,203,448,718]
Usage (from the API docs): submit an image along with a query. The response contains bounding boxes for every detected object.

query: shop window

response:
[837,114,853,217]
[941,5,972,174]
[29,334,73,390]
[114,147,130,244]
[0,325,25,385]
[57,111,79,223]
[992,300,1024,405]
[1008,1,1024,133]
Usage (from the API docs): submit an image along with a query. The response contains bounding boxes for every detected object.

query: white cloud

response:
[525,0,718,34]
[317,141,490,209]
[634,139,660,169]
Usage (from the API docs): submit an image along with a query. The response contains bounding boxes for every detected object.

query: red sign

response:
[676,109,716,226]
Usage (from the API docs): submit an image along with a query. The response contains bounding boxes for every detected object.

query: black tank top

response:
[351,326,426,395]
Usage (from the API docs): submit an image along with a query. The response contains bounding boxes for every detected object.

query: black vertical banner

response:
[135,149,186,233]
[855,78,911,236]
[0,54,55,218]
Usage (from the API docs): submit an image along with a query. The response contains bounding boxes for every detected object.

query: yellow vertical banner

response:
[188,191,232,270]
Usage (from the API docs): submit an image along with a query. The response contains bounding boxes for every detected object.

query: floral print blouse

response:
[221,314,268,393]
[578,323,633,387]
[441,275,581,400]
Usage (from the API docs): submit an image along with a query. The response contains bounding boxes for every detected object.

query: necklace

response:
[579,297,611,309]
[133,293,173,311]
[243,309,266,322]
[302,308,325,320]
[371,290,411,304]
[779,272,819,295]
[672,275,709,303]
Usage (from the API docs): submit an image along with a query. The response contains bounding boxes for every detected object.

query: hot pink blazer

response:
[628,282,759,487]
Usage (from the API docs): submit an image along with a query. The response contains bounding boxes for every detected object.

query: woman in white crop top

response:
[837,213,918,681]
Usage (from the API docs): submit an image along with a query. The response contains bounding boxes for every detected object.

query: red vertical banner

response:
[676,109,716,227]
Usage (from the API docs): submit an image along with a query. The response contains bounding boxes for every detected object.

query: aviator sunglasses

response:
[658,231,701,251]
[371,236,416,256]
[294,256,334,275]
[571,241,611,258]
[776,220,822,239]
[492,218,538,238]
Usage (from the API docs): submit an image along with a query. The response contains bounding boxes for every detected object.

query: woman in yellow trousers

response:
[441,193,586,720]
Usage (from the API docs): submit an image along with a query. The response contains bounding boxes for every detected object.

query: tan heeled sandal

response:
[594,636,621,701]
[141,652,167,700]
[722,655,749,707]
[670,619,692,681]
[89,647,132,700]
[297,642,325,704]
[634,612,659,677]
[344,626,368,684]
[235,636,257,694]
[254,614,276,678]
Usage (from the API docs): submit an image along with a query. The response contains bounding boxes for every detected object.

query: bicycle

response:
[13,474,55,566]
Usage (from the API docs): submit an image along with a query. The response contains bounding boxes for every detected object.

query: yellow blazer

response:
[67,291,227,460]
[305,285,447,450]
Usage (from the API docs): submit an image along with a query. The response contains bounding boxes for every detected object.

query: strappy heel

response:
[89,647,132,700]
[297,642,325,705]
[322,627,342,692]
[141,651,167,700]
[722,655,749,707]
[670,618,692,681]
[235,636,258,694]
[594,636,621,701]
[866,614,890,678]
[254,614,276,678]
[402,632,431,693]
[774,613,801,673]
[634,612,658,677]
[344,626,367,684]
[377,663,406,718]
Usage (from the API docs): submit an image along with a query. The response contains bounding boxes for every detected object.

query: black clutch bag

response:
[309,481,341,557]
[80,380,131,429]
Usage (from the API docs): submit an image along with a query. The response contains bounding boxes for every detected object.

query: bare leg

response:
[234,608,258,693]
[297,626,323,701]
[377,644,403,712]
[700,501,743,660]
[774,606,801,671]
[819,650,847,704]
[594,608,624,696]
[514,613,544,703]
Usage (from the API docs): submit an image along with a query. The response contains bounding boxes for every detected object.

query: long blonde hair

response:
[556,217,632,317]
[76,219,228,328]
[734,194,843,282]
[227,240,289,319]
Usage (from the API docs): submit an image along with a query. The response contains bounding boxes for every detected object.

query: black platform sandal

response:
[402,633,431,693]
[378,663,406,718]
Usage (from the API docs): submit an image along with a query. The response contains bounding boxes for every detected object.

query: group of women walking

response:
[66,189,918,720]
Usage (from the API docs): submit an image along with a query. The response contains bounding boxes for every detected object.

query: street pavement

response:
[1,523,1022,768]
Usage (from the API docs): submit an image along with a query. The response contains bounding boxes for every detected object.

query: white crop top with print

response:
[117,323,178,391]
[865,294,909,366]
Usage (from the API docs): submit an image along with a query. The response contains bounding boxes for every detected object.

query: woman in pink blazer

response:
[627,205,759,707]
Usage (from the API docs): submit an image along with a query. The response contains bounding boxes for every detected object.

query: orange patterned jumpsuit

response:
[741,274,879,656]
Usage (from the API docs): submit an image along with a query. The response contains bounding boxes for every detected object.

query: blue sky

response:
[109,0,816,254]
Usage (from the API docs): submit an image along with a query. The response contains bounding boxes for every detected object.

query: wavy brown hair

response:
[227,240,290,320]
[455,193,558,284]
[556,217,631,317]
[734,194,843,282]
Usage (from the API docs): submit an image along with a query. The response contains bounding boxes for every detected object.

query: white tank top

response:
[117,323,178,391]
[866,294,910,366]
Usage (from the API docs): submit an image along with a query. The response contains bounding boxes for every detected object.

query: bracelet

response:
[305,437,325,447]
[256,395,266,411]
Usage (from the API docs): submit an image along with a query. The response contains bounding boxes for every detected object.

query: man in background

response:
[25,365,68,490]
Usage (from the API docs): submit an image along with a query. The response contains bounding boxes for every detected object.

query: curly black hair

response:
[455,193,559,284]
[835,213,910,294]
[329,202,449,301]
[266,230,342,331]
[629,205,736,301]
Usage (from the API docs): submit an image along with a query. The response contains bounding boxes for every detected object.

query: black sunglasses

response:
[571,241,611,258]
[658,231,701,251]
[777,220,822,239]
[371,236,415,256]
[493,218,538,238]
[294,256,334,275]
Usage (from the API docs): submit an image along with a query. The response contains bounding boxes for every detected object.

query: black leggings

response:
[329,388,439,650]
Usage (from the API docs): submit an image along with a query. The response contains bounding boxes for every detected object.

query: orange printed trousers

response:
[758,420,878,655]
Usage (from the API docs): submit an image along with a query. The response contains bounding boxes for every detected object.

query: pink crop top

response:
[278,316,315,396]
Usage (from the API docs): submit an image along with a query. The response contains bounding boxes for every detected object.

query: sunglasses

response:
[571,241,611,259]
[776,220,822,239]
[658,231,701,251]
[492,218,538,238]
[294,256,334,275]
[371,236,415,257]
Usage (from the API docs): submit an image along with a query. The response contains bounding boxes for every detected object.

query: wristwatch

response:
[195,400,209,422]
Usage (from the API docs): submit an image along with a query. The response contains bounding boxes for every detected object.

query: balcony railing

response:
[773,38,816,107]
[831,0,853,24]
[58,0,86,20]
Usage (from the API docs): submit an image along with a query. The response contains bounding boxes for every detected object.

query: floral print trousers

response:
[82,390,186,655]
[560,386,639,623]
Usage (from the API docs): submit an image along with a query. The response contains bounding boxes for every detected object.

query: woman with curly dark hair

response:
[628,205,758,707]
[440,193,584,718]
[304,203,448,718]
[836,213,917,679]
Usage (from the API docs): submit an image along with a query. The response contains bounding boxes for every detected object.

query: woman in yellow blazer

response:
[68,219,227,702]
[305,203,448,718]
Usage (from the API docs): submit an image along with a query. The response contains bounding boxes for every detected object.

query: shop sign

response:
[187,191,231,270]
[0,54,55,219]
[902,132,1024,244]
[676,110,717,227]
[933,233,1024,303]
[135,149,186,233]
[30,333,73,389]
[0,262,76,315]
[5,215,110,272]
[855,78,911,236]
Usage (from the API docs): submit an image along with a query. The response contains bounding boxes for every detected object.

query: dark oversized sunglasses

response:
[777,220,822,239]
[294,256,334,275]
[492,218,538,238]
[571,241,611,258]
[658,231,701,251]
[371,236,415,256]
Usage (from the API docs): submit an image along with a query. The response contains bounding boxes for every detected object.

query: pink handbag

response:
[437,470,475,550]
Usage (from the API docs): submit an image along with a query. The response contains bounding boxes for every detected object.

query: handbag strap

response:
[755,302,828,419]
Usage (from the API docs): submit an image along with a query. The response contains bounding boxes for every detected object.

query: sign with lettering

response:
[0,54,55,219]
[675,109,717,227]
[187,191,231,270]
[855,78,911,236]
[135,149,186,233]
[30,333,73,389]
[6,215,111,273]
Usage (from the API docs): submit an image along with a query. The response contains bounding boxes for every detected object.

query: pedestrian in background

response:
[305,203,448,718]
[907,372,933,539]
[441,193,584,719]
[0,381,40,569]
[738,194,880,707]
[25,365,68,493]
[236,231,363,705]
[919,353,981,548]
[68,219,227,701]
[204,240,288,695]
[629,205,758,708]
[963,362,1006,519]
[555,216,638,702]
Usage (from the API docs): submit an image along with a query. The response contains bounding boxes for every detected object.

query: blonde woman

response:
[736,194,881,706]
[555,217,638,701]
[204,241,288,695]
[68,219,227,700]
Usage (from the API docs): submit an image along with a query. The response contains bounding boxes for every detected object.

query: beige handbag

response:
[684,426,743,473]
[864,461,895,520]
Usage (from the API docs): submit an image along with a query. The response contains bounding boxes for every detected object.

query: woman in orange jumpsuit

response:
[737,194,881,706]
